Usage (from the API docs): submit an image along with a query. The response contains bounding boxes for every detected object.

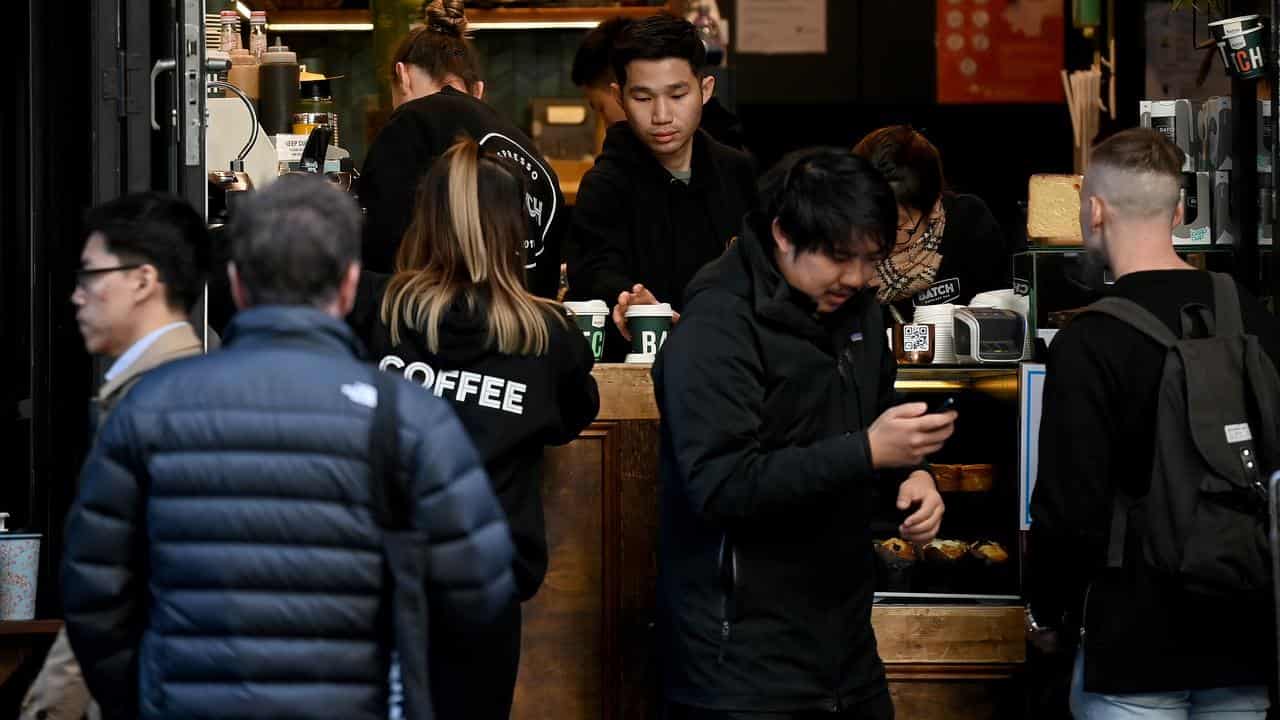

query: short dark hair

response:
[760,147,897,259]
[83,192,209,312]
[852,126,945,216]
[228,174,361,307]
[572,16,634,88]
[1091,127,1184,178]
[610,14,706,88]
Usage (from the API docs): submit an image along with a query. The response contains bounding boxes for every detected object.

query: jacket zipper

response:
[717,534,736,664]
[1079,582,1094,643]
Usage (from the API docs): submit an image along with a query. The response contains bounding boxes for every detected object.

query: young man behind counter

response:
[567,14,757,360]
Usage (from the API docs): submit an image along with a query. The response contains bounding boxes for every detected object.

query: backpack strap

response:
[1084,297,1179,348]
[1086,297,1177,570]
[368,369,406,530]
[1210,272,1244,338]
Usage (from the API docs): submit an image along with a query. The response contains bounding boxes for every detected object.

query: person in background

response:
[360,0,564,297]
[60,174,515,720]
[853,126,1008,320]
[654,148,953,719]
[21,192,211,720]
[348,137,600,719]
[571,15,748,151]
[567,14,756,360]
[1028,129,1280,719]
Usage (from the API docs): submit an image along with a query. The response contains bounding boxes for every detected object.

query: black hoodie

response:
[349,273,600,600]
[653,214,917,712]
[359,88,564,298]
[568,124,757,359]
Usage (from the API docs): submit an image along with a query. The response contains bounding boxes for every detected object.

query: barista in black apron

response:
[853,126,1009,320]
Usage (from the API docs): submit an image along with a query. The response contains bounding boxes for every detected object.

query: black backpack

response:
[1086,272,1280,596]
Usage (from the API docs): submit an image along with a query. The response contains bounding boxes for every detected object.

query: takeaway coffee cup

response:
[564,300,609,361]
[0,514,40,621]
[624,303,674,364]
[1217,21,1269,80]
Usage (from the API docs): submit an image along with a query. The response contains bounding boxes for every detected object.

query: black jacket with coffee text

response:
[653,213,918,712]
[349,273,600,599]
[360,88,564,298]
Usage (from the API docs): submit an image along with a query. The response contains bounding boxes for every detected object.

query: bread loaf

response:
[1028,174,1084,244]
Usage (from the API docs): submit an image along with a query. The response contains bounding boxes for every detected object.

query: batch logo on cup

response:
[624,303,675,363]
[564,300,609,362]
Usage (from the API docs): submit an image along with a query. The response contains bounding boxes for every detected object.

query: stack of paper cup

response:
[913,304,957,364]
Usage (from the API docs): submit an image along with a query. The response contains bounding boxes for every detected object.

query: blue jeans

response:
[1070,650,1269,719]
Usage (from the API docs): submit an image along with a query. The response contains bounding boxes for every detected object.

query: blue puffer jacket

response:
[61,306,516,720]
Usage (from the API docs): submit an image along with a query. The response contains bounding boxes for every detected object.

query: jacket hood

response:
[684,212,875,342]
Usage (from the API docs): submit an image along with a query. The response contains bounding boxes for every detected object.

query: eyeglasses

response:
[75,264,143,290]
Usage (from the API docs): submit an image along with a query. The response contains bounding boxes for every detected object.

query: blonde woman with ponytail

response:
[360,0,566,301]
[350,136,599,720]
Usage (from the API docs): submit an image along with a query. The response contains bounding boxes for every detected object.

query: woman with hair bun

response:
[360,0,565,299]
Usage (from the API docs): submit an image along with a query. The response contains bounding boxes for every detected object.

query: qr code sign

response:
[903,325,931,353]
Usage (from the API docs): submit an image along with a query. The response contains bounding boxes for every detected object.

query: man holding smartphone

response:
[653,148,955,719]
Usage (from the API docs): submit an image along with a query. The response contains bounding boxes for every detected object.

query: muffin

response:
[921,539,970,563]
[969,540,1010,565]
[931,464,961,493]
[965,540,1014,593]
[960,464,995,492]
[919,539,969,593]
[874,538,917,592]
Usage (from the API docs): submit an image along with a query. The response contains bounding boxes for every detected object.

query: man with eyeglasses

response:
[21,192,211,720]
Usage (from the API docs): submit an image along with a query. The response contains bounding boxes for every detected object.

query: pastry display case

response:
[872,368,1023,602]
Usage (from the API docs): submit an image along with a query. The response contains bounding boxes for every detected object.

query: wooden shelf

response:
[255,5,671,31]
[469,5,670,26]
[0,620,63,636]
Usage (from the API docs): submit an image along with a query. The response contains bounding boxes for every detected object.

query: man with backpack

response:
[1028,128,1280,718]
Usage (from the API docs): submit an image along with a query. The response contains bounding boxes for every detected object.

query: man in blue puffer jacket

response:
[60,174,516,720]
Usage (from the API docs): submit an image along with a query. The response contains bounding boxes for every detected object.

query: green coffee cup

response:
[625,303,674,363]
[564,300,609,361]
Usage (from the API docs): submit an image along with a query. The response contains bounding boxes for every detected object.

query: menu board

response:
[936,0,1066,104]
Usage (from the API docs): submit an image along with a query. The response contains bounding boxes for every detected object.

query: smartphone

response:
[929,396,958,414]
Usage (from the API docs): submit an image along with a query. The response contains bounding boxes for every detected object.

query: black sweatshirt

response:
[888,193,1010,320]
[1028,269,1280,694]
[348,273,600,600]
[567,124,757,359]
[359,88,564,298]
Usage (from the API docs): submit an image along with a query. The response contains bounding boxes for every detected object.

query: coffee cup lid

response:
[564,300,609,314]
[1209,14,1261,28]
[624,303,674,318]
[625,353,656,364]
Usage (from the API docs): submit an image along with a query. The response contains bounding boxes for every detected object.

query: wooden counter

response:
[515,364,1025,720]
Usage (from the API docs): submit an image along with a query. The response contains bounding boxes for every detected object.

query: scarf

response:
[874,213,946,304]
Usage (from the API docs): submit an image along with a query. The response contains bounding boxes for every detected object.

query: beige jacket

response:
[20,322,205,720]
